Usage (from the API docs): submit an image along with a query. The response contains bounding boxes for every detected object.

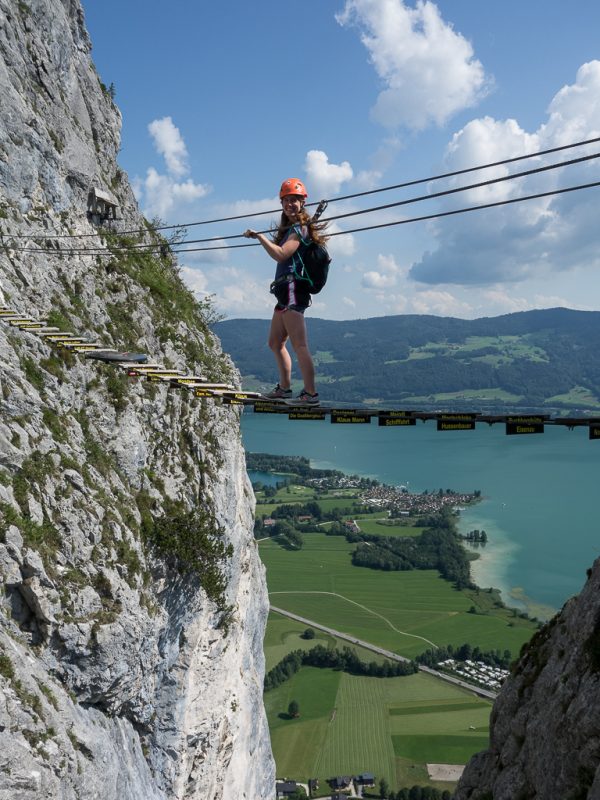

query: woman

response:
[244,177,328,406]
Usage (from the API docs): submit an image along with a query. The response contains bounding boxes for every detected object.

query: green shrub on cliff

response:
[142,500,233,610]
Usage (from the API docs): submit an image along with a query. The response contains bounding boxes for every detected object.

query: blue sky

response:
[84,0,600,321]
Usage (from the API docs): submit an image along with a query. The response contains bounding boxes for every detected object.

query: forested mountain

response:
[215,308,600,411]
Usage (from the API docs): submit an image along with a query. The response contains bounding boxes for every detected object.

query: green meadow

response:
[404,388,523,403]
[257,495,361,518]
[355,519,425,537]
[264,665,491,789]
[264,611,391,671]
[546,385,600,410]
[260,533,536,658]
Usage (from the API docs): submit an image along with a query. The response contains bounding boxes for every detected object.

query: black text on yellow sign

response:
[330,411,372,424]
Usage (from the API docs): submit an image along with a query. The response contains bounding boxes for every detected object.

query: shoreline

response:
[250,456,558,622]
[458,504,557,621]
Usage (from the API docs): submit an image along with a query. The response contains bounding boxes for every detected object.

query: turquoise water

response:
[241,412,600,616]
[247,470,283,487]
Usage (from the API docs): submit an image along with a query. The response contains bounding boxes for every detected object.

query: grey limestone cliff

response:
[455,559,600,800]
[0,0,275,797]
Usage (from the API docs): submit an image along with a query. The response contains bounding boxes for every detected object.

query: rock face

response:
[455,560,600,800]
[0,1,275,797]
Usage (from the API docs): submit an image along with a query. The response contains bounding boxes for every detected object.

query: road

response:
[269,604,498,701]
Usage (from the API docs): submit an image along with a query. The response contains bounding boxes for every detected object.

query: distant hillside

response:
[214,308,600,412]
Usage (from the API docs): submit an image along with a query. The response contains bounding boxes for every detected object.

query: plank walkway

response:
[2,306,599,439]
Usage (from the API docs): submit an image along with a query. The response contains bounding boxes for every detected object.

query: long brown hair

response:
[273,207,329,246]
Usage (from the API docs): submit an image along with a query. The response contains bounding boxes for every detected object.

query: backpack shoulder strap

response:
[290,223,310,246]
[288,224,311,283]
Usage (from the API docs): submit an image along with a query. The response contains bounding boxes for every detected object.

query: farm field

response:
[356,518,424,537]
[257,495,363,518]
[260,533,537,659]
[403,387,523,403]
[265,666,491,790]
[264,611,391,672]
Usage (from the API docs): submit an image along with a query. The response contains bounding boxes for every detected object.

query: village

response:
[438,659,510,692]
[276,772,376,799]
[305,474,481,517]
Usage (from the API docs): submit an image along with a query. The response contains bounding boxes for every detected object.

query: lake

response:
[241,411,600,618]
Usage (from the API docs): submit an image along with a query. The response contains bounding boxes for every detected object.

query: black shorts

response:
[273,279,311,313]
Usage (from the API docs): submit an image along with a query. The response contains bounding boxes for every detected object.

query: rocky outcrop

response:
[0,0,275,797]
[455,559,600,800]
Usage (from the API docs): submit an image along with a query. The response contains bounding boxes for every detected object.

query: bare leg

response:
[281,310,316,395]
[267,310,292,389]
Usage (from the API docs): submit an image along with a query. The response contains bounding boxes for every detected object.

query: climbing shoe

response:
[264,383,292,400]
[285,389,320,406]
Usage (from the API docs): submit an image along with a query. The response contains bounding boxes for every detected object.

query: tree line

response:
[246,452,344,480]
[350,511,473,589]
[264,645,418,692]
[378,784,453,799]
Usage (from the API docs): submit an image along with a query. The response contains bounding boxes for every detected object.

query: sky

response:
[84,0,600,322]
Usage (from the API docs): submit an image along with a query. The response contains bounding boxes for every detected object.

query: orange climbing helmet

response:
[279,178,308,199]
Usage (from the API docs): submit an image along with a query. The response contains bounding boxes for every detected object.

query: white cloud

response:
[141,167,210,219]
[179,263,274,317]
[480,289,534,315]
[354,169,383,190]
[411,289,473,316]
[364,290,408,313]
[533,293,586,311]
[336,0,489,130]
[343,296,357,308]
[327,223,356,258]
[180,266,209,297]
[362,270,395,289]
[383,293,408,313]
[443,117,541,204]
[136,117,211,220]
[217,197,280,224]
[310,298,327,313]
[361,253,403,288]
[543,61,600,145]
[148,116,189,178]
[409,60,600,288]
[179,243,229,265]
[216,278,274,316]
[304,150,353,197]
[477,289,584,316]
[130,175,143,202]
